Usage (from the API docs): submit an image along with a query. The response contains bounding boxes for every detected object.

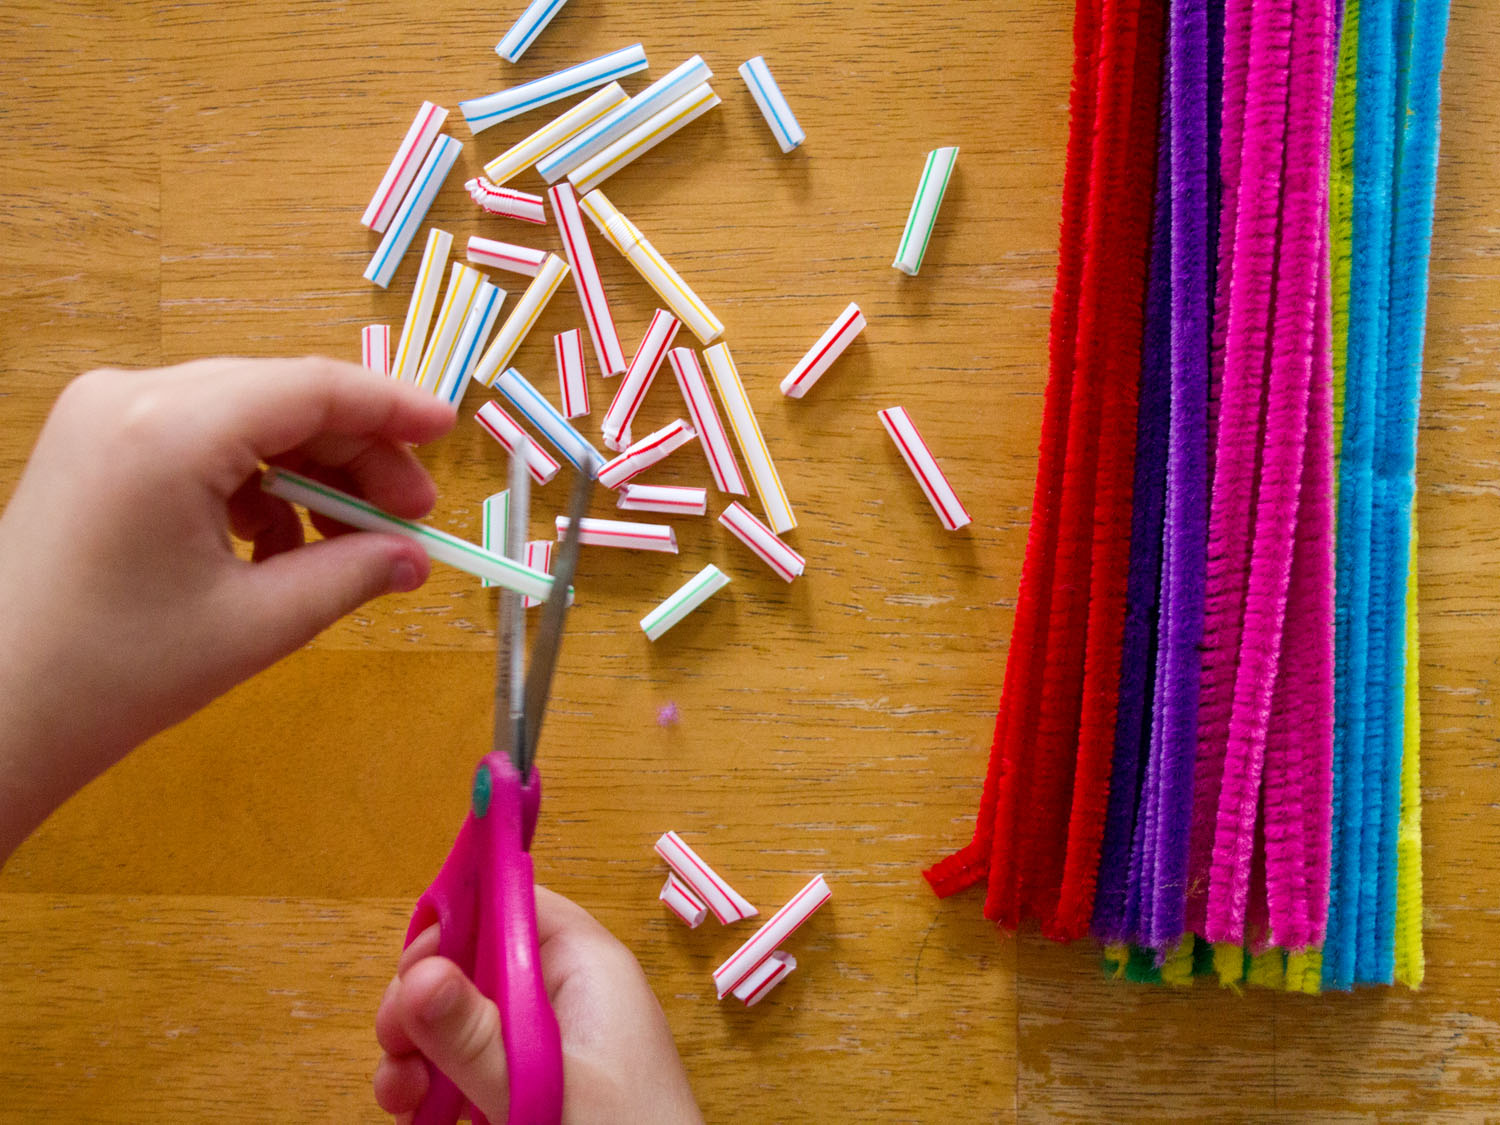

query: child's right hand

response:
[374,886,702,1124]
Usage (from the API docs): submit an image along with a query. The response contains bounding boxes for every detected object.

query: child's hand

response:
[0,358,455,860]
[375,886,702,1124]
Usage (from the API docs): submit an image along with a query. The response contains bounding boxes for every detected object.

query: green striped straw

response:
[261,467,562,603]
[640,564,730,642]
[479,490,509,589]
[893,146,958,276]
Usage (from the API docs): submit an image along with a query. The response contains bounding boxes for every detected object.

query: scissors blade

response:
[518,466,594,779]
[494,452,530,765]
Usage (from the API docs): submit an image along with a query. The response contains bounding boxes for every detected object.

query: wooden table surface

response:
[2,2,1497,1121]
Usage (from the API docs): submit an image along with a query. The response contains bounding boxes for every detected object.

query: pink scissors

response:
[404,460,593,1125]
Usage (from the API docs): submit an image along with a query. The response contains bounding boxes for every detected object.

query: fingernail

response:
[390,558,422,593]
[420,976,461,1023]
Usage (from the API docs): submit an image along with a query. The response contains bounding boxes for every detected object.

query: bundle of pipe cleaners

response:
[927,0,1448,992]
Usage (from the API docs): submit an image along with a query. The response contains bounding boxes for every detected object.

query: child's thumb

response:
[400,957,512,1120]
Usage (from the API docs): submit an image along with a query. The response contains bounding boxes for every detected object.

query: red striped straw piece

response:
[617,483,708,516]
[597,419,697,489]
[361,101,448,232]
[549,182,628,377]
[668,347,747,495]
[555,328,590,419]
[877,406,971,531]
[603,310,681,451]
[653,831,758,924]
[713,874,830,998]
[464,176,547,223]
[475,400,562,485]
[779,302,867,399]
[522,539,553,609]
[718,501,805,582]
[731,951,796,1007]
[467,235,548,278]
[555,515,677,553]
[659,875,709,928]
[361,324,391,376]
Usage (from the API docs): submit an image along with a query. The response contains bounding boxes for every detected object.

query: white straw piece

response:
[479,489,510,589]
[414,263,485,393]
[567,83,721,196]
[660,875,709,928]
[719,502,805,583]
[555,328,589,419]
[538,55,712,183]
[713,875,830,998]
[731,951,796,1007]
[779,302,866,398]
[472,255,572,387]
[668,348,747,496]
[523,539,553,607]
[361,325,391,376]
[362,101,449,232]
[556,515,677,553]
[495,0,571,62]
[653,831,757,923]
[597,419,697,490]
[494,368,605,472]
[475,400,562,485]
[549,182,627,377]
[465,177,548,223]
[738,57,804,154]
[602,310,680,450]
[640,565,729,641]
[579,190,724,344]
[877,406,972,530]
[893,146,959,276]
[467,236,549,277]
[703,343,796,533]
[434,281,505,406]
[391,229,455,383]
[460,44,648,134]
[365,135,462,289]
[482,83,628,184]
[262,468,561,601]
[617,483,708,516]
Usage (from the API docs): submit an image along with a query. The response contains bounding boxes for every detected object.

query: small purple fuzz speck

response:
[657,702,680,727]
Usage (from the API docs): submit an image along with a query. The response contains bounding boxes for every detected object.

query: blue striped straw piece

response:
[536,55,711,183]
[435,281,506,406]
[495,0,571,63]
[495,367,605,472]
[364,135,462,289]
[460,44,648,134]
[738,57,804,153]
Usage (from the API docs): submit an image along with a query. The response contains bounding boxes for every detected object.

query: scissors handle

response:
[405,756,562,1125]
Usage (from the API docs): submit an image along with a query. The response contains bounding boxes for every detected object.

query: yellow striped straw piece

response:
[568,83,721,195]
[392,228,454,383]
[703,342,795,533]
[414,263,484,392]
[483,82,629,185]
[471,254,571,387]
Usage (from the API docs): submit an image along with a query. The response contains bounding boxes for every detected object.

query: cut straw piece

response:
[465,177,548,223]
[467,236,549,277]
[549,181,627,377]
[555,328,589,419]
[878,406,971,530]
[365,135,462,288]
[476,399,562,485]
[522,539,553,608]
[719,501,805,582]
[538,55,713,183]
[568,83,721,195]
[669,347,747,495]
[893,146,958,276]
[391,229,455,383]
[494,367,604,472]
[579,189,724,344]
[780,302,866,398]
[739,57,804,153]
[414,263,485,393]
[479,489,509,589]
[597,419,697,489]
[361,324,391,376]
[482,82,628,184]
[732,951,796,1006]
[704,343,796,533]
[713,875,830,998]
[495,0,572,62]
[617,483,708,516]
[460,44,648,134]
[660,875,709,928]
[653,830,757,923]
[262,468,560,601]
[362,101,449,232]
[603,310,681,450]
[641,565,730,641]
[434,281,505,406]
[557,515,677,553]
[472,255,572,387]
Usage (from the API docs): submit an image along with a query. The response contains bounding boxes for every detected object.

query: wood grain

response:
[1,1,1497,1121]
